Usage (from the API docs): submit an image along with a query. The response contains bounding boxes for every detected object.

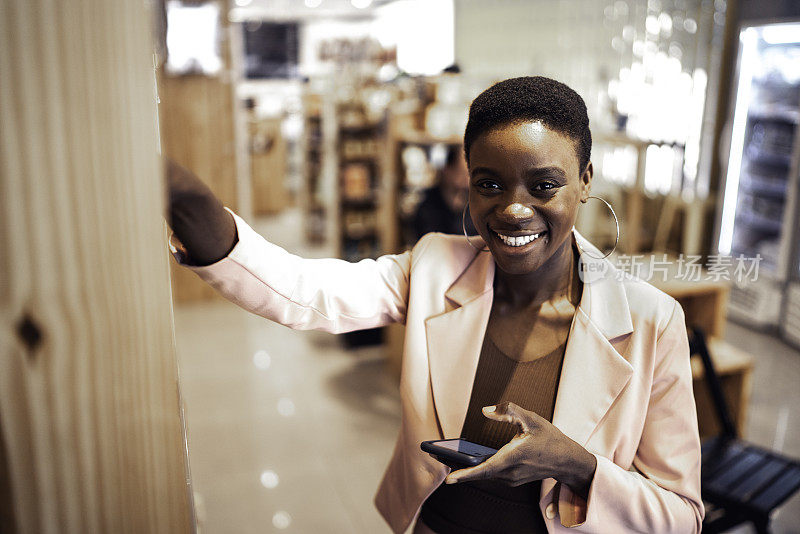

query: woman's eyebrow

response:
[470,166,568,179]
[525,166,567,179]
[469,166,500,177]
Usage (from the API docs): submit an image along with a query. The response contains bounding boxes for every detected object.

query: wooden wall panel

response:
[0,0,193,532]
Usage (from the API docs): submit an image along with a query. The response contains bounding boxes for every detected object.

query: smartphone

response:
[421,439,498,468]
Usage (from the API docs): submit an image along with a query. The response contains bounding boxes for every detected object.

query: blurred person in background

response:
[413,145,476,240]
[166,76,703,533]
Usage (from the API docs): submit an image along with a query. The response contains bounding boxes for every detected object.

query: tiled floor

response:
[174,209,800,533]
[175,209,400,534]
[176,305,398,533]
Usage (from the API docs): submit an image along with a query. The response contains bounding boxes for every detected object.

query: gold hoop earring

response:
[579,195,619,260]
[462,203,489,252]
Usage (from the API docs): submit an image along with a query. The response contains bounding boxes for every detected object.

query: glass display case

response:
[715,21,800,330]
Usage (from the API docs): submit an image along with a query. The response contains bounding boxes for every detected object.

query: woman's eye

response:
[475,180,500,191]
[534,182,557,191]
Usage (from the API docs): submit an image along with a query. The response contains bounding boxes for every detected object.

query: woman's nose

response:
[501,202,535,220]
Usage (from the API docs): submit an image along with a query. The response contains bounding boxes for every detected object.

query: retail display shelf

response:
[394,128,463,146]
[739,173,789,197]
[334,97,390,348]
[782,283,800,349]
[340,155,381,164]
[744,147,793,167]
[301,92,330,245]
[748,106,800,125]
[343,229,377,240]
[735,209,784,234]
[339,122,384,133]
[341,197,378,208]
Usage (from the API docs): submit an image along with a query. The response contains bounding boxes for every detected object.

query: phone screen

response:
[432,439,497,457]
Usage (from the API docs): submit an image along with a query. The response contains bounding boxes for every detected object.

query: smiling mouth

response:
[491,229,547,247]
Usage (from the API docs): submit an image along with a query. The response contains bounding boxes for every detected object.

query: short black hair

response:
[463,76,591,174]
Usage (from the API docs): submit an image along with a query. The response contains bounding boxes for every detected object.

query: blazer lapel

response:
[552,228,635,446]
[425,249,494,439]
[550,307,634,446]
[541,228,635,502]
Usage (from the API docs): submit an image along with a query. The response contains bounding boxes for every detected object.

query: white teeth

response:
[495,232,543,247]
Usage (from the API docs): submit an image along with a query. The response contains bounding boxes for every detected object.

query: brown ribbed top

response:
[420,333,567,534]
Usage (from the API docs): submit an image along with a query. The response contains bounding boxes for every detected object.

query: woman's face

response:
[468,121,592,276]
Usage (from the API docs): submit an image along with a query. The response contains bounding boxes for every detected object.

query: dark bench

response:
[690,327,800,533]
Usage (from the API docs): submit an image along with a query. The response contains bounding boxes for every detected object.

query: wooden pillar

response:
[0,1,194,533]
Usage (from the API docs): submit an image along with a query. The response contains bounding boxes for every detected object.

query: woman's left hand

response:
[445,402,598,500]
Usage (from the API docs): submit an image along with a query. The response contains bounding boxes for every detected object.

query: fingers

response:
[482,401,534,433]
[445,459,498,484]
[445,436,522,484]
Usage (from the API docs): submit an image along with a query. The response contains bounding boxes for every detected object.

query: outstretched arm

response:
[165,159,417,333]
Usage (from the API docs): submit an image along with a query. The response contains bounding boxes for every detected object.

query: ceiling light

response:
[277,398,296,417]
[761,24,800,45]
[351,0,373,9]
[272,511,291,529]
[260,470,279,489]
[253,350,271,370]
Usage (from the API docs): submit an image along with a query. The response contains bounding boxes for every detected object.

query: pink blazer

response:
[174,209,704,533]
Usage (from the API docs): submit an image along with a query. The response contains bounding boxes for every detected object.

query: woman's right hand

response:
[165,159,238,266]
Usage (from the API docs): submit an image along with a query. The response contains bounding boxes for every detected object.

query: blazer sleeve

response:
[170,208,416,333]
[556,299,704,533]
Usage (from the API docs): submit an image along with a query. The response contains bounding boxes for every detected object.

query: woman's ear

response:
[579,161,593,202]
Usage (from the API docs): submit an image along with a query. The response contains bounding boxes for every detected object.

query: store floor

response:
[175,209,800,534]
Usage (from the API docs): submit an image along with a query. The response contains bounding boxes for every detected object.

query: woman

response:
[167,77,704,533]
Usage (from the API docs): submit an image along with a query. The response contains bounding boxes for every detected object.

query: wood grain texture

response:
[0,0,193,532]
